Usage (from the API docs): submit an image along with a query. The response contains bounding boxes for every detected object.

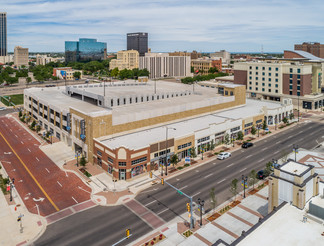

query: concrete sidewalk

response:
[0,165,46,246]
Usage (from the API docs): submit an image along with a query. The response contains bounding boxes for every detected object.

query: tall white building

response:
[210,50,231,65]
[139,53,191,78]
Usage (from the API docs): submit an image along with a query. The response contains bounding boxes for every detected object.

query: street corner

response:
[93,189,135,206]
[91,194,107,206]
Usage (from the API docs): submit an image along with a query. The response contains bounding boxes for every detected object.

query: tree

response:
[18,111,22,117]
[282,117,288,124]
[262,119,267,130]
[289,113,294,120]
[170,154,178,167]
[209,188,217,211]
[210,140,215,151]
[251,125,257,136]
[73,71,81,79]
[111,67,119,78]
[79,156,87,167]
[264,161,272,177]
[31,120,36,129]
[26,77,32,84]
[230,179,238,200]
[248,169,257,190]
[208,67,218,74]
[237,131,244,141]
[190,147,197,158]
[224,133,230,146]
[36,125,41,133]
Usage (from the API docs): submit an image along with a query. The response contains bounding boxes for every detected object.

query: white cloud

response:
[2,0,324,52]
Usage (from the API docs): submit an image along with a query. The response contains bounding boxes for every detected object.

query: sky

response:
[1,0,324,53]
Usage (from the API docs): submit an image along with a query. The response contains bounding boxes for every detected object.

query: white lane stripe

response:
[36,157,39,161]
[240,167,247,172]
[204,173,213,178]
[72,196,78,204]
[227,163,234,168]
[9,129,12,132]
[179,185,188,190]
[27,148,31,152]
[45,168,50,173]
[276,141,281,144]
[57,181,62,187]
[15,135,18,138]
[262,147,268,151]
[144,200,157,207]
[192,192,201,197]
[287,135,293,139]
[217,178,226,184]
[300,137,304,141]
[21,141,24,144]
[245,155,252,159]
[157,208,168,215]
[259,158,265,162]
[274,150,279,154]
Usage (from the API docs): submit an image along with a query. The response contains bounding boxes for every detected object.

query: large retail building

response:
[24,80,293,180]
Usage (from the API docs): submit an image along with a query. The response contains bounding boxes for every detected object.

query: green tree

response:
[289,113,294,120]
[36,125,41,133]
[210,140,215,151]
[31,120,36,129]
[170,154,178,167]
[224,133,230,146]
[79,156,87,167]
[73,71,81,79]
[230,179,238,200]
[282,117,288,124]
[208,67,218,74]
[264,161,272,177]
[251,125,257,136]
[237,131,244,141]
[209,188,217,211]
[190,147,197,158]
[248,169,257,190]
[18,111,22,117]
[262,119,267,130]
[26,77,32,84]
[111,67,119,78]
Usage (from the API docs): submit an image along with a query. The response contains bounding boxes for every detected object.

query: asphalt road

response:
[35,119,324,246]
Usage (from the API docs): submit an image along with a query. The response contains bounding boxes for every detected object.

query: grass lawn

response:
[1,94,24,106]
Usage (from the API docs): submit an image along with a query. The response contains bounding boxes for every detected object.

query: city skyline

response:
[2,0,324,53]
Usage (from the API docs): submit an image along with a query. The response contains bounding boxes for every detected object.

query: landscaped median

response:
[0,94,24,106]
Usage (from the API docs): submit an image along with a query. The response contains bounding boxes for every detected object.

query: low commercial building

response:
[14,46,29,67]
[169,50,201,60]
[139,53,191,78]
[109,50,139,70]
[210,50,231,65]
[36,54,61,65]
[24,80,292,181]
[234,59,324,110]
[53,67,82,80]
[191,58,222,75]
[268,160,319,212]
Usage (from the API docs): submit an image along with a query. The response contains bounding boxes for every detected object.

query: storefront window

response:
[131,165,144,177]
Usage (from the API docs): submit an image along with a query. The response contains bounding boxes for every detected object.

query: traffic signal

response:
[126,228,130,238]
[187,203,190,212]
[161,178,164,185]
[149,172,152,178]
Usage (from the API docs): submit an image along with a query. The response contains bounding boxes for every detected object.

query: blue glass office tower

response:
[65,38,107,63]
[0,12,7,56]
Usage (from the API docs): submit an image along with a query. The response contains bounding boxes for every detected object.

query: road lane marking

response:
[274,150,279,154]
[240,167,247,172]
[192,192,201,197]
[276,141,281,144]
[245,155,252,159]
[65,171,68,177]
[300,137,304,141]
[78,186,91,194]
[157,208,168,215]
[287,135,293,139]
[15,135,18,138]
[262,147,268,151]
[204,173,213,178]
[0,131,59,212]
[9,129,12,132]
[227,163,234,168]
[264,140,267,142]
[36,157,39,161]
[45,168,50,173]
[144,200,157,207]
[21,141,24,144]
[72,196,78,204]
[179,185,188,190]
[299,130,304,133]
[27,148,31,152]
[57,181,62,187]
[195,170,199,173]
[258,158,265,162]
[217,178,226,184]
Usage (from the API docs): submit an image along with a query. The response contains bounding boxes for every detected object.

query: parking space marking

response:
[36,157,39,161]
[27,148,31,152]
[45,168,50,173]
[57,181,62,187]
[72,196,78,204]
[9,129,12,132]
[15,134,18,138]
[21,141,24,144]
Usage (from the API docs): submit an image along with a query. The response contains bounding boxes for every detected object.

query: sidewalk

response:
[0,164,46,246]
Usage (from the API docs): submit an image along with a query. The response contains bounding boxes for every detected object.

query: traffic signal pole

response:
[149,172,194,229]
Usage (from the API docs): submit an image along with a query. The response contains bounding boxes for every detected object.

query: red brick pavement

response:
[212,221,239,239]
[227,211,254,227]
[0,116,92,216]
[254,193,268,201]
[237,204,263,218]
[125,199,165,229]
[195,233,213,246]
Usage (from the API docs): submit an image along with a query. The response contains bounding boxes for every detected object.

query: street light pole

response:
[197,198,205,227]
[165,127,176,176]
[293,144,299,162]
[242,175,247,198]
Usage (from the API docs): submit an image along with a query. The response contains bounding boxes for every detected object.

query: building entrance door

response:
[119,169,126,180]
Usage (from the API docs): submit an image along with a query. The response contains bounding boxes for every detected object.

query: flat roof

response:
[280,161,310,176]
[98,99,283,150]
[238,202,324,246]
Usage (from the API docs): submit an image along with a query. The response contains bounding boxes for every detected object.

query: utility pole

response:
[165,127,176,176]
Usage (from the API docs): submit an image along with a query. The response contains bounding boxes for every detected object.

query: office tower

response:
[0,12,7,56]
[14,46,29,67]
[65,38,107,63]
[127,33,148,56]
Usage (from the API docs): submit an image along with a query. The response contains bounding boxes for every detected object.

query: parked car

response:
[0,107,6,111]
[217,152,231,160]
[257,170,265,179]
[242,142,254,148]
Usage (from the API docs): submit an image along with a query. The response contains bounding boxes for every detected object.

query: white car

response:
[0,107,6,111]
[217,152,231,160]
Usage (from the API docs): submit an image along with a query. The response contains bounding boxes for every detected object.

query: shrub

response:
[184,163,190,167]
[220,150,224,152]
[214,152,219,155]
[177,166,184,170]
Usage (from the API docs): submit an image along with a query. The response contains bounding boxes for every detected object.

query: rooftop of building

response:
[286,50,324,61]
[238,199,324,246]
[98,98,285,150]
[280,160,311,176]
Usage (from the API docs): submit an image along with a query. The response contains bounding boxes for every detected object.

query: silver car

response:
[217,152,231,160]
